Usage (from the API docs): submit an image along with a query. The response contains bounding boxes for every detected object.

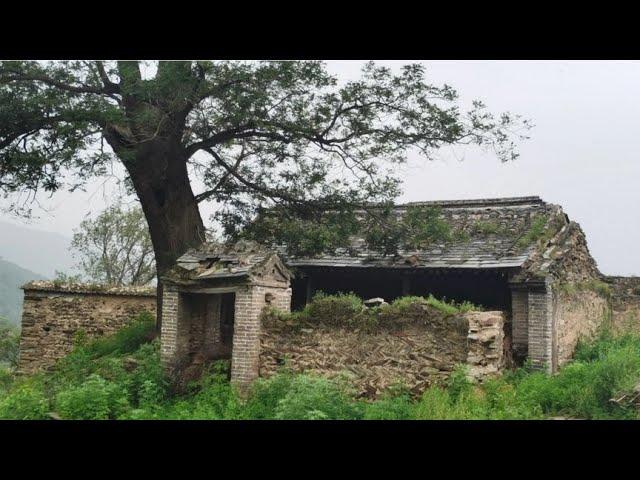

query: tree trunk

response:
[125,138,206,331]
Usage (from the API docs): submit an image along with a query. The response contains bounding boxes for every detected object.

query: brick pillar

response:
[527,279,554,372]
[160,288,190,371]
[511,289,529,359]
[272,287,292,313]
[230,285,264,392]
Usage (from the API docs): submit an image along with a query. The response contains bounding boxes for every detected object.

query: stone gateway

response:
[159,240,292,391]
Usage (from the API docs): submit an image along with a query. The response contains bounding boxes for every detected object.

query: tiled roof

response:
[282,196,553,270]
[168,240,281,281]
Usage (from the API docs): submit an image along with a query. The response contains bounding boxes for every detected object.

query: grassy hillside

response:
[0,258,46,326]
[0,303,639,420]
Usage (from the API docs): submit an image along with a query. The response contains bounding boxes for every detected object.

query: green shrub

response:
[2,304,640,421]
[0,319,20,368]
[479,378,543,419]
[274,373,362,420]
[362,387,414,420]
[389,295,479,315]
[161,362,241,420]
[51,346,97,389]
[446,365,474,402]
[55,374,130,420]
[301,291,363,326]
[126,342,167,408]
[515,214,551,249]
[513,333,640,419]
[413,387,456,419]
[0,380,49,420]
[86,312,155,357]
[0,366,14,392]
[271,293,478,332]
[241,370,296,419]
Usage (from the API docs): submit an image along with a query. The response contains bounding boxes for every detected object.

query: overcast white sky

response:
[2,60,639,276]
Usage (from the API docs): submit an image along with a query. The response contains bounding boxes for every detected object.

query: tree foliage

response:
[241,204,458,257]
[0,61,531,272]
[71,203,155,285]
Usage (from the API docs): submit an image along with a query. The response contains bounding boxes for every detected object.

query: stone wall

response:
[553,289,609,366]
[606,276,640,333]
[260,309,505,398]
[19,281,156,373]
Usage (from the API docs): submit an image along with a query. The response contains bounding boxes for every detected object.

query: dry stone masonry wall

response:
[553,289,609,366]
[19,281,156,373]
[260,308,505,398]
[606,276,640,334]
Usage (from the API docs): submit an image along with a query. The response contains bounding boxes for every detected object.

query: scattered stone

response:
[364,297,388,308]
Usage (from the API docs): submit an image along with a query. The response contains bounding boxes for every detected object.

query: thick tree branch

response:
[0,72,108,95]
[195,153,244,203]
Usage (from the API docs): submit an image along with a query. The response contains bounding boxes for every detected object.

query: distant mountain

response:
[0,258,46,326]
[0,221,75,278]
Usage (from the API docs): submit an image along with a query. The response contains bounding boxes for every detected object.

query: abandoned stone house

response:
[279,196,608,373]
[18,195,631,397]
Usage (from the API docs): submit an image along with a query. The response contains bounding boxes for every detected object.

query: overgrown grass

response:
[515,214,550,249]
[1,311,639,420]
[473,220,512,237]
[556,279,613,298]
[265,292,481,332]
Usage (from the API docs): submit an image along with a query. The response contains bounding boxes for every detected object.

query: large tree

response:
[0,60,529,291]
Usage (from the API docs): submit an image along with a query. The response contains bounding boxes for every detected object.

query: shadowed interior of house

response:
[291,267,514,311]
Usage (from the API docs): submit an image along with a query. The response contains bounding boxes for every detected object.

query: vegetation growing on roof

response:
[472,220,513,236]
[555,279,613,298]
[514,213,566,250]
[515,214,549,249]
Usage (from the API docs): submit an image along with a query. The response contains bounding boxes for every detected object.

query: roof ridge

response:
[397,196,544,208]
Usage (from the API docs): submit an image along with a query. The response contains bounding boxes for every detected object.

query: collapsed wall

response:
[19,281,156,373]
[260,305,505,398]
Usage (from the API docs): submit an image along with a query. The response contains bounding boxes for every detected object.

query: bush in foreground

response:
[0,310,639,420]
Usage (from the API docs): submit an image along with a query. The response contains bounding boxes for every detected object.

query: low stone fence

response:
[260,307,505,398]
[19,281,156,373]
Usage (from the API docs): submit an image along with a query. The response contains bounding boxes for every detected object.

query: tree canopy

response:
[0,60,530,274]
[70,204,155,286]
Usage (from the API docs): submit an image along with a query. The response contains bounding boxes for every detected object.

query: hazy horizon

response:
[2,60,639,276]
